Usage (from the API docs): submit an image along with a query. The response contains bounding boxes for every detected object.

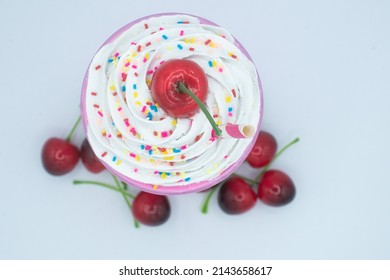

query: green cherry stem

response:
[112,175,140,228]
[232,173,258,185]
[201,180,225,214]
[112,174,121,189]
[178,82,222,137]
[253,137,300,184]
[65,116,81,142]
[72,180,135,199]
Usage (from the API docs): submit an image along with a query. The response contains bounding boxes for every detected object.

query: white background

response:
[0,0,389,259]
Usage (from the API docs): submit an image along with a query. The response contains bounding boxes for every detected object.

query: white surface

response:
[1,0,389,259]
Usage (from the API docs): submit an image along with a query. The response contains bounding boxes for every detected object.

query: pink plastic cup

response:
[80,13,263,195]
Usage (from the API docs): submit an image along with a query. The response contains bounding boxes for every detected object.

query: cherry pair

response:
[217,131,297,214]
[218,170,295,214]
[42,137,105,175]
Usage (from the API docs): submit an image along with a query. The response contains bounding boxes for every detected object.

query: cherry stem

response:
[254,137,300,184]
[232,173,258,185]
[73,179,139,228]
[72,180,135,199]
[65,116,81,142]
[201,180,225,214]
[112,175,140,228]
[178,82,222,137]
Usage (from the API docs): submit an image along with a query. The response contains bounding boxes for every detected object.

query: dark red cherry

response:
[246,131,277,168]
[150,59,208,117]
[80,138,105,173]
[132,192,170,226]
[218,177,257,214]
[42,138,79,175]
[258,170,295,206]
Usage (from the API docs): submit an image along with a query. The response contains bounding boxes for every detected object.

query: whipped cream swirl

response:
[83,14,261,188]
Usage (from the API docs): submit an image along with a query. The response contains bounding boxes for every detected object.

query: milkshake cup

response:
[81,13,263,195]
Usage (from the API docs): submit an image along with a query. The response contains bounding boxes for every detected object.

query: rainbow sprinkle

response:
[228,52,238,59]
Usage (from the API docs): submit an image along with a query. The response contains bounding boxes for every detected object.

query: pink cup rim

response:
[80,13,263,195]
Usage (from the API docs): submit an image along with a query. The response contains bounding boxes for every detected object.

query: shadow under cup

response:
[80,13,263,195]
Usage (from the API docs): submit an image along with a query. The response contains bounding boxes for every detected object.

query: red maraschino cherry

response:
[151,59,222,136]
[151,59,208,118]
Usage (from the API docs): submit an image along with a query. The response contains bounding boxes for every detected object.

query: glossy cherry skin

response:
[80,138,105,173]
[132,192,171,226]
[258,170,295,206]
[150,59,208,118]
[246,131,277,168]
[41,138,79,175]
[218,177,257,214]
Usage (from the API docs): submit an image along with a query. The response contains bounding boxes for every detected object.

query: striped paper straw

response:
[212,124,255,139]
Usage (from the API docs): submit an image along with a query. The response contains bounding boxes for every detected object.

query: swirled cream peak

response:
[84,14,261,187]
